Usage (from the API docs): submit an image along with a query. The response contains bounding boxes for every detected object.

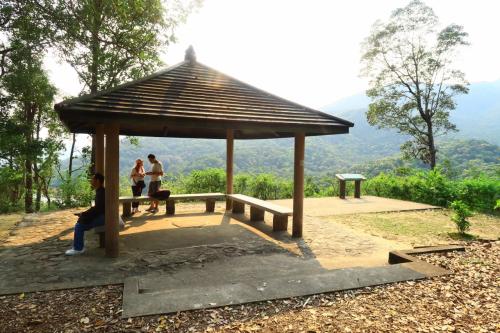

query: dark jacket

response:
[79,187,105,224]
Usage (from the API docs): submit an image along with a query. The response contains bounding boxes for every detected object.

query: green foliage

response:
[118,166,498,214]
[0,1,63,213]
[249,174,280,200]
[56,173,94,208]
[450,200,472,234]
[364,169,499,213]
[182,168,226,194]
[361,0,469,168]
[47,0,200,92]
[0,166,23,213]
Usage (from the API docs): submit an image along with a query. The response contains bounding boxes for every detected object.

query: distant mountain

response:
[322,80,500,145]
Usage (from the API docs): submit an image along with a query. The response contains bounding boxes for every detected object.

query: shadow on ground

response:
[0,198,418,295]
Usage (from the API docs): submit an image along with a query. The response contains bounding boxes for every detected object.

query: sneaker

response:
[65,248,85,256]
[151,208,159,213]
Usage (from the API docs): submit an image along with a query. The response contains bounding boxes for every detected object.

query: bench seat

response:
[227,194,292,231]
[119,193,226,216]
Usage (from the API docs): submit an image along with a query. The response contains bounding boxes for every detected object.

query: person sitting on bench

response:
[65,173,105,256]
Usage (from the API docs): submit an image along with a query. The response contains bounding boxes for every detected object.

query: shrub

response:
[182,168,226,193]
[364,169,499,213]
[56,172,94,208]
[249,174,280,200]
[454,177,499,213]
[450,200,472,234]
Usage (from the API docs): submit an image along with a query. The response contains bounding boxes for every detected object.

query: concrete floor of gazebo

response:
[0,196,437,295]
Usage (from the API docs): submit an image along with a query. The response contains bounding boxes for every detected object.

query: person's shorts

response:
[148,181,161,196]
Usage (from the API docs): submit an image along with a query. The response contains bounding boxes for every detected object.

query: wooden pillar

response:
[95,124,105,174]
[339,180,346,199]
[292,133,305,238]
[226,129,234,210]
[354,180,361,198]
[105,123,120,258]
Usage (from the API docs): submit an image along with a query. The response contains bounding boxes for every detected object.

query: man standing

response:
[146,154,164,213]
[65,173,105,255]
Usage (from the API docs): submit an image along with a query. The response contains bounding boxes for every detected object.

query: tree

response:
[0,1,61,213]
[33,0,200,172]
[361,0,469,169]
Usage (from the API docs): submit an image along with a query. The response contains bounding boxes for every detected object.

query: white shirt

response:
[130,167,145,184]
[150,161,163,181]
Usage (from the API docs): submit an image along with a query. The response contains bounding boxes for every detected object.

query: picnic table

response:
[335,174,366,199]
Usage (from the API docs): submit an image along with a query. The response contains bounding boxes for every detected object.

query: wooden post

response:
[166,199,175,215]
[105,123,119,258]
[232,201,245,214]
[339,180,346,199]
[354,180,361,198]
[273,215,288,231]
[226,129,234,210]
[292,133,305,238]
[95,124,105,174]
[206,199,216,212]
[122,202,131,217]
[250,206,265,221]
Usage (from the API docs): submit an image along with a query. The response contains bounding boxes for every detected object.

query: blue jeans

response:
[73,214,105,251]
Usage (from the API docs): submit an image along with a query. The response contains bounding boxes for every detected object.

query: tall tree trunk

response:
[427,122,436,169]
[68,132,76,177]
[34,107,42,211]
[42,175,51,209]
[25,158,33,213]
[35,183,41,211]
[65,132,77,206]
[24,102,34,213]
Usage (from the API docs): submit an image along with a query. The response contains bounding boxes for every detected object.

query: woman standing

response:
[130,159,146,214]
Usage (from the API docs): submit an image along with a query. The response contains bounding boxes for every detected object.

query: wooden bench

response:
[227,194,293,232]
[119,193,226,217]
[335,173,366,199]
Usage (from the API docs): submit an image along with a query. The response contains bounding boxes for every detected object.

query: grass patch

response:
[324,209,500,246]
[0,213,24,242]
[447,232,478,241]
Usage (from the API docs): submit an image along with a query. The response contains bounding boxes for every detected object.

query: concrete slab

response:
[122,253,426,317]
[271,196,438,217]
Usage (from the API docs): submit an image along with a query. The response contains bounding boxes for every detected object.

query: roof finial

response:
[185,45,196,63]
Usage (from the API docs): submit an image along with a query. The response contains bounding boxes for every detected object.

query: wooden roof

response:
[55,48,353,139]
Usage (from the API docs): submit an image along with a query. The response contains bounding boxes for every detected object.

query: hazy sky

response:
[47,0,500,108]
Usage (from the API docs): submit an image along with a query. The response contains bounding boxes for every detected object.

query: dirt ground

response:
[0,241,497,333]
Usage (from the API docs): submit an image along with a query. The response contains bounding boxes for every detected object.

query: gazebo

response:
[55,47,353,257]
